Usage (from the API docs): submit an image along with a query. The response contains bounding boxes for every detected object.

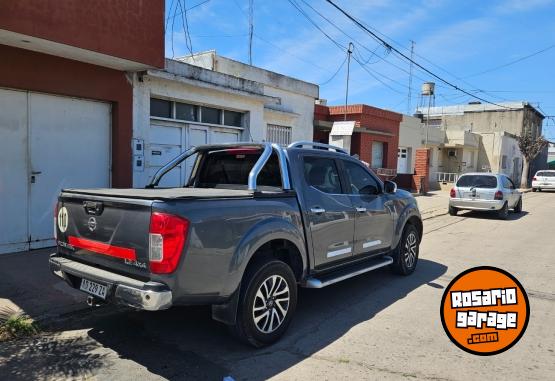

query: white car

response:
[532,170,555,192]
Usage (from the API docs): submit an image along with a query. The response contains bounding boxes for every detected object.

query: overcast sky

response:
[165,0,555,140]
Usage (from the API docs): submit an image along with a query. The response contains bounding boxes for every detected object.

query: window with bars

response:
[150,98,244,127]
[266,124,292,146]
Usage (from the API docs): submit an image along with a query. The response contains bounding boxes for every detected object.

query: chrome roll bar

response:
[288,141,348,154]
[148,142,291,191]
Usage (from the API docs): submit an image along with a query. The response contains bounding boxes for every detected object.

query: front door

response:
[302,155,355,267]
[340,159,394,255]
[397,147,408,173]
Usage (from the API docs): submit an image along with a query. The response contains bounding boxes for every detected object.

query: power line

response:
[324,0,514,110]
[165,0,210,24]
[177,0,194,57]
[465,43,555,78]
[319,56,347,85]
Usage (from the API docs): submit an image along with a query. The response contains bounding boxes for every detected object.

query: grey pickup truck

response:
[50,141,422,347]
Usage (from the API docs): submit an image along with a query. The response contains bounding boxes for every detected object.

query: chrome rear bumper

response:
[49,254,172,311]
[449,198,504,211]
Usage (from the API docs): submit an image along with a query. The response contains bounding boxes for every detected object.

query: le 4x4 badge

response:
[440,266,529,355]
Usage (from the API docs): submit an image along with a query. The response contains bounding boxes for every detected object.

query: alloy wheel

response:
[404,232,418,268]
[252,275,290,334]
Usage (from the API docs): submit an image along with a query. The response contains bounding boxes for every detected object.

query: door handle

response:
[310,207,326,214]
[356,207,367,213]
[31,171,42,175]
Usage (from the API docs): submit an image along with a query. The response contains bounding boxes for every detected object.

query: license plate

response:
[80,278,108,299]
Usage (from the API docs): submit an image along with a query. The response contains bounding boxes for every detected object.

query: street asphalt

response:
[1,191,554,380]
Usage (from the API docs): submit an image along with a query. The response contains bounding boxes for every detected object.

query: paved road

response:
[1,192,554,380]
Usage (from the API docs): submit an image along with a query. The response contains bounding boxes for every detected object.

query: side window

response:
[504,177,515,189]
[303,156,342,194]
[343,160,380,195]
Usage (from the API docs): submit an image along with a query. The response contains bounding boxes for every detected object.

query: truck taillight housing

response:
[450,188,456,198]
[54,202,59,240]
[494,190,504,200]
[149,212,189,274]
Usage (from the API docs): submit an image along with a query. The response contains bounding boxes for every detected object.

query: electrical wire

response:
[324,0,515,109]
[319,56,347,85]
[465,43,555,78]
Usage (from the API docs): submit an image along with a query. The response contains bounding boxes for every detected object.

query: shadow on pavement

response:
[458,210,529,221]
[27,258,447,380]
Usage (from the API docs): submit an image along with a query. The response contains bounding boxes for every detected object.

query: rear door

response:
[57,194,153,279]
[339,159,393,254]
[301,155,355,267]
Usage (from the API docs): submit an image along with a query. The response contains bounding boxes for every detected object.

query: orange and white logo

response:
[440,266,529,355]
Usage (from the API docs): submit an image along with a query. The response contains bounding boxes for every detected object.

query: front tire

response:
[391,224,420,275]
[497,202,509,220]
[230,260,297,347]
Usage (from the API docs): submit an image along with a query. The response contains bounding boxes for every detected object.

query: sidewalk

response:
[0,248,88,323]
[414,190,450,220]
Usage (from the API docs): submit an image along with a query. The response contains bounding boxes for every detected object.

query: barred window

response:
[267,124,292,146]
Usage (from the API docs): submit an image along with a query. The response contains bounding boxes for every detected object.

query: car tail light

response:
[494,190,504,200]
[149,212,189,274]
[450,188,456,198]
[533,177,537,181]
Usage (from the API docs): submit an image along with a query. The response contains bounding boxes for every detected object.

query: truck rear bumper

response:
[49,254,172,311]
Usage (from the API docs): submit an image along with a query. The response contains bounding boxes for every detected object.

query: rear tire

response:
[497,202,509,220]
[448,205,458,216]
[390,224,420,275]
[538,188,542,192]
[532,188,537,192]
[513,197,522,213]
[230,260,297,348]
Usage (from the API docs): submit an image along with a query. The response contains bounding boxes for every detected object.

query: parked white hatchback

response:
[532,170,555,192]
[449,173,522,219]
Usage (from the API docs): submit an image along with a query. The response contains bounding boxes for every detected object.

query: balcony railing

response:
[437,172,459,183]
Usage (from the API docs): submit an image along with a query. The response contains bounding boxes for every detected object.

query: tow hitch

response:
[86,295,105,307]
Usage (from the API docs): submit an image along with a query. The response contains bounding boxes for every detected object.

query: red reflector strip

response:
[68,236,136,261]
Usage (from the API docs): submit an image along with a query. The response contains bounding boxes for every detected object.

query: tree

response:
[518,132,548,188]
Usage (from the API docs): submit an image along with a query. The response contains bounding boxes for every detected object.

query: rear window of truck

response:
[195,149,282,189]
[456,175,497,188]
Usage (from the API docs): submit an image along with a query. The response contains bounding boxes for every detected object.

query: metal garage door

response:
[0,89,111,254]
[147,122,240,187]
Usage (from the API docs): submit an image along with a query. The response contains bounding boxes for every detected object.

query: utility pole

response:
[344,42,354,121]
[248,0,254,65]
[407,40,415,115]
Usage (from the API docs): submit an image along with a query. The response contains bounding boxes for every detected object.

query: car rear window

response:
[456,175,497,188]
[537,171,555,177]
[195,148,282,189]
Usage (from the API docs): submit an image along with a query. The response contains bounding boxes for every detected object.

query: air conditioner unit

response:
[448,150,457,157]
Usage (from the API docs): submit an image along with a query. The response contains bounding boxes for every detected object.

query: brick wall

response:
[314,104,402,170]
[413,148,431,193]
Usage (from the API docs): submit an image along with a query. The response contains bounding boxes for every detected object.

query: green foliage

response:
[0,308,39,341]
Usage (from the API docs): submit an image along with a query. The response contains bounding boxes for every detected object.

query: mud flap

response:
[211,286,240,325]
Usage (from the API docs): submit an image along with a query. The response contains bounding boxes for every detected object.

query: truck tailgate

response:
[56,192,153,280]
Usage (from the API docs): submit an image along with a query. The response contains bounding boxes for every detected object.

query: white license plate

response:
[80,278,108,299]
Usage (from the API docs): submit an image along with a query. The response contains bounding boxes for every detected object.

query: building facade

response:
[0,0,164,253]
[132,54,318,188]
[418,101,546,185]
[314,104,402,175]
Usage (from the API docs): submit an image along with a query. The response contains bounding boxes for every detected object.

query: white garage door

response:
[0,89,111,254]
[147,123,240,187]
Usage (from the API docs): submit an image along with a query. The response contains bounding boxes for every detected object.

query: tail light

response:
[494,190,504,200]
[149,212,189,274]
[450,188,456,198]
[533,177,537,181]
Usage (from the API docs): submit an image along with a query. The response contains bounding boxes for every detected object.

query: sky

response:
[164,0,555,140]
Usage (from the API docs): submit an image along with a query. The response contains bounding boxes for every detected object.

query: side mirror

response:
[384,180,397,194]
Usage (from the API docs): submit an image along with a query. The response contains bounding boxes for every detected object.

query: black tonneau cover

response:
[62,187,255,200]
